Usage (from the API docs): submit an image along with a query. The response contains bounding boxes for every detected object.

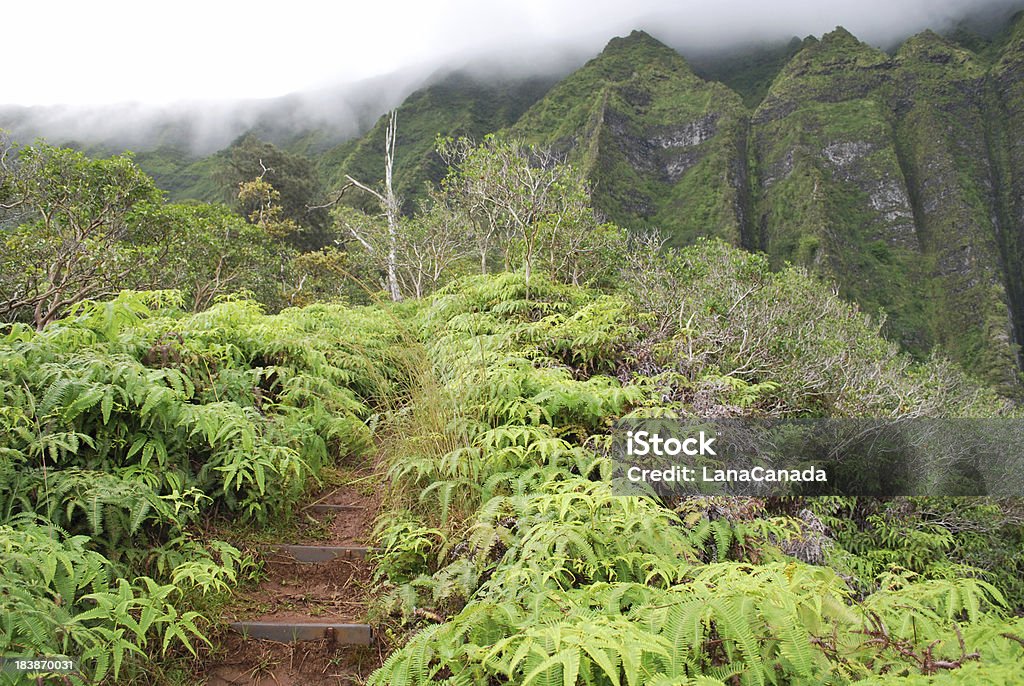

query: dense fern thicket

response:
[0,291,404,682]
[369,260,1024,686]
[2,243,1023,684]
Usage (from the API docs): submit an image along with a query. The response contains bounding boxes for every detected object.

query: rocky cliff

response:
[504,20,1024,388]
[511,31,751,247]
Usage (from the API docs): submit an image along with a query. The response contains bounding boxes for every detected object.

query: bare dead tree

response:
[337,111,402,301]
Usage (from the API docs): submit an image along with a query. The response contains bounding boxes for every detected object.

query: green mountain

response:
[132,146,224,203]
[8,13,1024,387]
[749,24,1021,385]
[318,72,556,211]
[510,31,750,247]
[500,21,1024,388]
[485,22,1023,387]
[749,29,927,349]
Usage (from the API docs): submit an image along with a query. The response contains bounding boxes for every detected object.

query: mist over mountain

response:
[3,1,1021,156]
[0,65,437,156]
[3,4,1024,388]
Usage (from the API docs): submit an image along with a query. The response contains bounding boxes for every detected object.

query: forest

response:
[3,12,1024,685]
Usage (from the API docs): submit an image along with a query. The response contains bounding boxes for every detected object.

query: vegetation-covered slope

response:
[688,37,808,109]
[990,14,1024,375]
[888,30,1015,383]
[366,263,1024,686]
[4,254,1023,684]
[514,18,1024,387]
[319,72,555,211]
[511,31,750,246]
[749,28,926,354]
[132,146,227,203]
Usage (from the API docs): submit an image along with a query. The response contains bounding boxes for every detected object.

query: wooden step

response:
[305,503,365,514]
[229,621,373,645]
[268,544,374,563]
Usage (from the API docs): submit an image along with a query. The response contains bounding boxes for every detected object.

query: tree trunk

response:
[387,220,401,301]
[384,112,403,302]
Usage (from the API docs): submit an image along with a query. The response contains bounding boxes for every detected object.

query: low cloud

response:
[2,0,1019,154]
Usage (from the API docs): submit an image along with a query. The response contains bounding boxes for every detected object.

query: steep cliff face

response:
[744,26,1021,386]
[989,15,1024,373]
[511,31,751,247]
[750,30,931,355]
[887,31,1017,385]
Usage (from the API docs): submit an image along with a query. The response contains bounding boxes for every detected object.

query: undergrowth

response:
[0,290,407,682]
[368,267,1024,686]
[2,244,1022,684]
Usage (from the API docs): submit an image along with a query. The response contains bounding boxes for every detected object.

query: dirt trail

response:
[203,469,385,685]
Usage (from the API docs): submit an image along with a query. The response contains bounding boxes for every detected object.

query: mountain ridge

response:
[4,12,1024,387]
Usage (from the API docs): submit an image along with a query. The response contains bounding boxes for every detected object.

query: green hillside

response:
[10,13,1024,387]
[504,22,1024,387]
[511,31,750,246]
[887,30,1014,382]
[320,72,555,211]
[749,29,939,359]
[132,146,224,203]
[749,24,1022,386]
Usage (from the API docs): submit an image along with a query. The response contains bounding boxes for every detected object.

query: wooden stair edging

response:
[267,544,376,563]
[229,621,373,646]
[304,503,366,514]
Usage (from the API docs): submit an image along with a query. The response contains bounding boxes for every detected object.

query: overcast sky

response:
[4,0,1021,106]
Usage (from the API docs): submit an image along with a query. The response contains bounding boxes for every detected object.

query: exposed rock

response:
[649,114,720,149]
[512,29,748,245]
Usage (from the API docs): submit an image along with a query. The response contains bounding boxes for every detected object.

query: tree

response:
[400,193,472,297]
[237,163,300,239]
[436,136,509,274]
[334,111,404,301]
[436,135,600,285]
[332,199,470,300]
[218,134,329,248]
[285,246,352,306]
[538,220,627,287]
[142,202,286,311]
[0,138,165,328]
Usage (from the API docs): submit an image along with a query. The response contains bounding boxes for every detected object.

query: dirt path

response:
[202,468,385,685]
